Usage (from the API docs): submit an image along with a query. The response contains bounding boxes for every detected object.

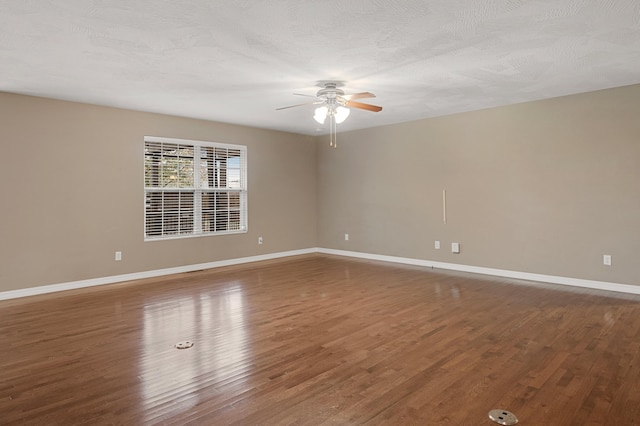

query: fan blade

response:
[343,92,376,101]
[293,93,319,99]
[276,102,316,110]
[346,100,382,112]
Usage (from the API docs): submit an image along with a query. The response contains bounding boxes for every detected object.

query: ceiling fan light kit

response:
[277,81,382,148]
[314,105,350,124]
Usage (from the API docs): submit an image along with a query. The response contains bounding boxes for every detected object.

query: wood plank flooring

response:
[2,254,640,425]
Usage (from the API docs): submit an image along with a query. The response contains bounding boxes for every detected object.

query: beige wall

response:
[317,84,640,286]
[0,92,317,292]
[2,84,639,293]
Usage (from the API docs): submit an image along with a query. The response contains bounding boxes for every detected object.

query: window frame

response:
[144,136,248,241]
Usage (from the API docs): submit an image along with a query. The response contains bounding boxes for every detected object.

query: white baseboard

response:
[317,248,640,295]
[3,247,638,301]
[0,248,316,301]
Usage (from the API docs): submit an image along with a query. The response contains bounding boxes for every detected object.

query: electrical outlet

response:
[345,233,349,241]
[258,237,263,245]
[603,254,611,266]
[434,240,441,249]
[115,251,122,261]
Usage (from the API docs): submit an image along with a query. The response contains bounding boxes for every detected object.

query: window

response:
[144,136,247,240]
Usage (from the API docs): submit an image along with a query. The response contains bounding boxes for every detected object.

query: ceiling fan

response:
[277,81,383,148]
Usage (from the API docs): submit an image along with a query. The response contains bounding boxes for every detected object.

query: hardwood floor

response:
[2,254,640,425]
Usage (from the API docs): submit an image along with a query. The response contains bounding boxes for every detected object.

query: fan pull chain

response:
[329,114,337,148]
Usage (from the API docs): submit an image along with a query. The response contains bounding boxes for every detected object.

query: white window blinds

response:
[144,136,247,240]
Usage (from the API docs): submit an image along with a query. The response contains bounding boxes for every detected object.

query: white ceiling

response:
[1,0,639,136]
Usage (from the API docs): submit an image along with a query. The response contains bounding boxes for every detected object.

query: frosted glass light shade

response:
[313,106,328,124]
[335,106,350,124]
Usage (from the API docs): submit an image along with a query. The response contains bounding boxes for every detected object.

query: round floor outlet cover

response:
[174,341,194,349]
[488,409,518,425]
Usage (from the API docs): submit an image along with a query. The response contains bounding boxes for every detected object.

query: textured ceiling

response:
[1,0,639,136]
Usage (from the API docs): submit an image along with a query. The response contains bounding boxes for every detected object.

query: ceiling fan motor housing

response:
[317,82,345,100]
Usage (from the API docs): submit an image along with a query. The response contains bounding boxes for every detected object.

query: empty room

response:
[1,1,640,424]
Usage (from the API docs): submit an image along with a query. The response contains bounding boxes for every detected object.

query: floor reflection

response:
[139,283,250,419]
